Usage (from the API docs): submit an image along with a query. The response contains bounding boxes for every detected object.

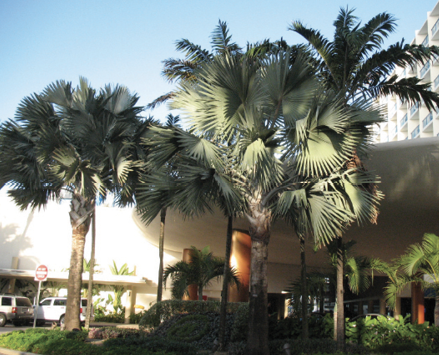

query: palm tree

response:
[138,121,243,350]
[163,246,240,300]
[0,78,146,330]
[135,113,180,304]
[109,261,135,312]
[289,8,439,348]
[286,240,379,314]
[384,233,439,326]
[289,7,439,108]
[146,49,383,354]
[147,20,242,110]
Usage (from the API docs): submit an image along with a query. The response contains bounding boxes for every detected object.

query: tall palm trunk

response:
[65,191,94,330]
[246,194,271,355]
[218,215,233,351]
[157,207,166,303]
[435,293,439,326]
[335,236,345,351]
[300,236,309,339]
[85,206,96,329]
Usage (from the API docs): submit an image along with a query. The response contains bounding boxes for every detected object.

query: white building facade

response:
[375,1,439,143]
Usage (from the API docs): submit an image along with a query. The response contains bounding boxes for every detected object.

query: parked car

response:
[0,293,34,327]
[35,297,91,326]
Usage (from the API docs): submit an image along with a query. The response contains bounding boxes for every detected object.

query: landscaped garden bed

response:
[1,310,439,355]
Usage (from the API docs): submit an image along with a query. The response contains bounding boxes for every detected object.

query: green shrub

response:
[373,342,424,354]
[100,327,146,339]
[94,310,125,323]
[228,338,368,355]
[230,303,249,342]
[0,329,96,354]
[152,312,233,351]
[346,315,439,351]
[139,299,246,329]
[104,336,198,355]
[269,314,333,340]
[130,310,146,324]
[166,314,210,342]
[0,328,176,355]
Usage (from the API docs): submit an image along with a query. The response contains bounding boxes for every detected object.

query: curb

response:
[0,348,39,355]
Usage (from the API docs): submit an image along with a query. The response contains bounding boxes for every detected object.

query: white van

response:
[35,297,91,326]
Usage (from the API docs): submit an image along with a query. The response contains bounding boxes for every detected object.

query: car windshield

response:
[16,298,32,307]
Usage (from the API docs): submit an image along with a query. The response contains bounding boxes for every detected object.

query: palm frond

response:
[210,20,242,55]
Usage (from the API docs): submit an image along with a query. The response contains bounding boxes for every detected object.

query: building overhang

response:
[0,268,155,288]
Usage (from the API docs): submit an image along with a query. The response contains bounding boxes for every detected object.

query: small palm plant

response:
[384,233,439,326]
[163,246,240,301]
[109,261,135,313]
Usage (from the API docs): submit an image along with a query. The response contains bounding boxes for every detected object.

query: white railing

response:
[433,19,439,37]
[411,125,420,139]
[400,114,408,128]
[410,102,419,116]
[422,35,429,47]
[420,61,431,78]
[423,112,433,128]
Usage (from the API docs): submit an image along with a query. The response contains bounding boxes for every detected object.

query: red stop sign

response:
[35,265,48,281]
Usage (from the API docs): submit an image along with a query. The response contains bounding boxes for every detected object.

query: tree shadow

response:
[0,208,38,270]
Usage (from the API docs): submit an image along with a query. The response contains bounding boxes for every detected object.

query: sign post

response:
[33,265,48,328]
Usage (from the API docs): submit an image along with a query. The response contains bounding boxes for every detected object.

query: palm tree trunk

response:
[300,236,309,339]
[85,206,96,329]
[157,207,166,303]
[246,197,271,355]
[435,293,439,326]
[65,191,93,331]
[218,215,233,351]
[198,284,203,300]
[335,236,345,352]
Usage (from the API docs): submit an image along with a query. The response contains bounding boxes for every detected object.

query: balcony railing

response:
[423,112,433,128]
[422,35,429,48]
[389,103,397,116]
[433,19,439,37]
[397,99,405,108]
[400,114,408,128]
[420,61,431,78]
[411,125,420,139]
[410,102,419,116]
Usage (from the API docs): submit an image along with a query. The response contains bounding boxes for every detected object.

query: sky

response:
[0,0,437,123]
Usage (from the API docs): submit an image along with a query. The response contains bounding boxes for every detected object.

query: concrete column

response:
[411,282,425,324]
[124,286,134,324]
[182,249,198,300]
[380,298,386,315]
[228,230,251,302]
[394,297,401,320]
[8,257,19,293]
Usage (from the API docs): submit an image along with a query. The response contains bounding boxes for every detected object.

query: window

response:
[81,300,87,307]
[16,298,32,307]
[1,297,12,306]
[54,299,67,306]
[39,299,52,306]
